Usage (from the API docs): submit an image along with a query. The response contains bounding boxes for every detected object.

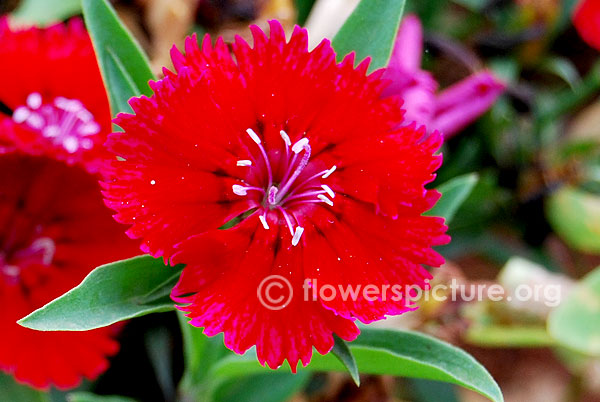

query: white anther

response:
[79,122,100,136]
[26,113,44,129]
[26,93,42,109]
[232,185,248,196]
[237,160,252,167]
[259,215,270,230]
[292,138,309,154]
[77,109,93,122]
[54,97,70,110]
[280,130,291,147]
[322,165,337,178]
[12,107,30,124]
[43,125,60,138]
[63,137,79,153]
[321,184,335,199]
[246,128,262,144]
[318,194,334,207]
[292,226,304,246]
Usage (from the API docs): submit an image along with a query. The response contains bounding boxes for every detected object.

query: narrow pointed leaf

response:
[332,0,406,71]
[18,255,181,331]
[210,328,503,402]
[82,0,155,114]
[331,335,360,386]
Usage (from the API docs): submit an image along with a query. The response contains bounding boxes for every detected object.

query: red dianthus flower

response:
[573,0,600,51]
[102,21,449,370]
[0,18,112,172]
[0,19,137,389]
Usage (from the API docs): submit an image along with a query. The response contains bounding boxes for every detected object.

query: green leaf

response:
[0,373,50,402]
[331,335,360,386]
[332,0,406,71]
[426,173,479,224]
[18,255,181,331]
[295,0,317,26]
[212,372,310,402]
[546,187,600,254]
[67,393,137,402]
[211,328,504,402]
[81,0,155,114]
[177,312,229,394]
[548,266,600,356]
[466,325,556,348]
[12,0,81,25]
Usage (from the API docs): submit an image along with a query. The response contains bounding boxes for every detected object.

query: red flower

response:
[0,20,137,389]
[0,18,112,173]
[102,21,449,371]
[573,0,600,51]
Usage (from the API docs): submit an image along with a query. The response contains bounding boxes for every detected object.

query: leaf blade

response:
[548,266,600,356]
[81,0,155,114]
[427,173,479,224]
[18,255,181,331]
[331,335,360,386]
[331,0,406,71]
[211,328,503,402]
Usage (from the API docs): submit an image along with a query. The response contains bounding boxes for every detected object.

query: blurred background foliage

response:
[4,0,600,401]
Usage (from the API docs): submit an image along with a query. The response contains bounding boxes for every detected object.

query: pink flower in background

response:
[383,14,506,139]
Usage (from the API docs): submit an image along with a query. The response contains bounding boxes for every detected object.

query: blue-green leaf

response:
[331,335,360,386]
[212,372,310,402]
[427,173,479,224]
[210,328,503,402]
[332,0,406,71]
[18,255,181,331]
[81,0,155,114]
[0,374,49,402]
[12,0,81,25]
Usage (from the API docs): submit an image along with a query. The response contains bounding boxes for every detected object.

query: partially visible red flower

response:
[573,0,600,51]
[0,19,138,390]
[0,17,112,172]
[102,21,449,371]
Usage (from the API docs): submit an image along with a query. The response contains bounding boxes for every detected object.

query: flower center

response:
[233,129,337,246]
[0,237,56,284]
[12,92,100,154]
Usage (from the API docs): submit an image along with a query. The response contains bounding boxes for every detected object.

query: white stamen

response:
[321,184,335,199]
[27,92,42,109]
[43,125,60,138]
[280,130,291,147]
[77,109,93,122]
[246,128,262,145]
[54,97,70,110]
[259,215,270,230]
[292,138,309,154]
[292,226,304,246]
[79,122,100,135]
[322,165,337,178]
[12,107,30,124]
[26,113,44,129]
[237,160,253,167]
[81,138,94,149]
[3,265,20,277]
[318,194,334,207]
[63,137,79,153]
[30,237,56,265]
[232,185,248,196]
